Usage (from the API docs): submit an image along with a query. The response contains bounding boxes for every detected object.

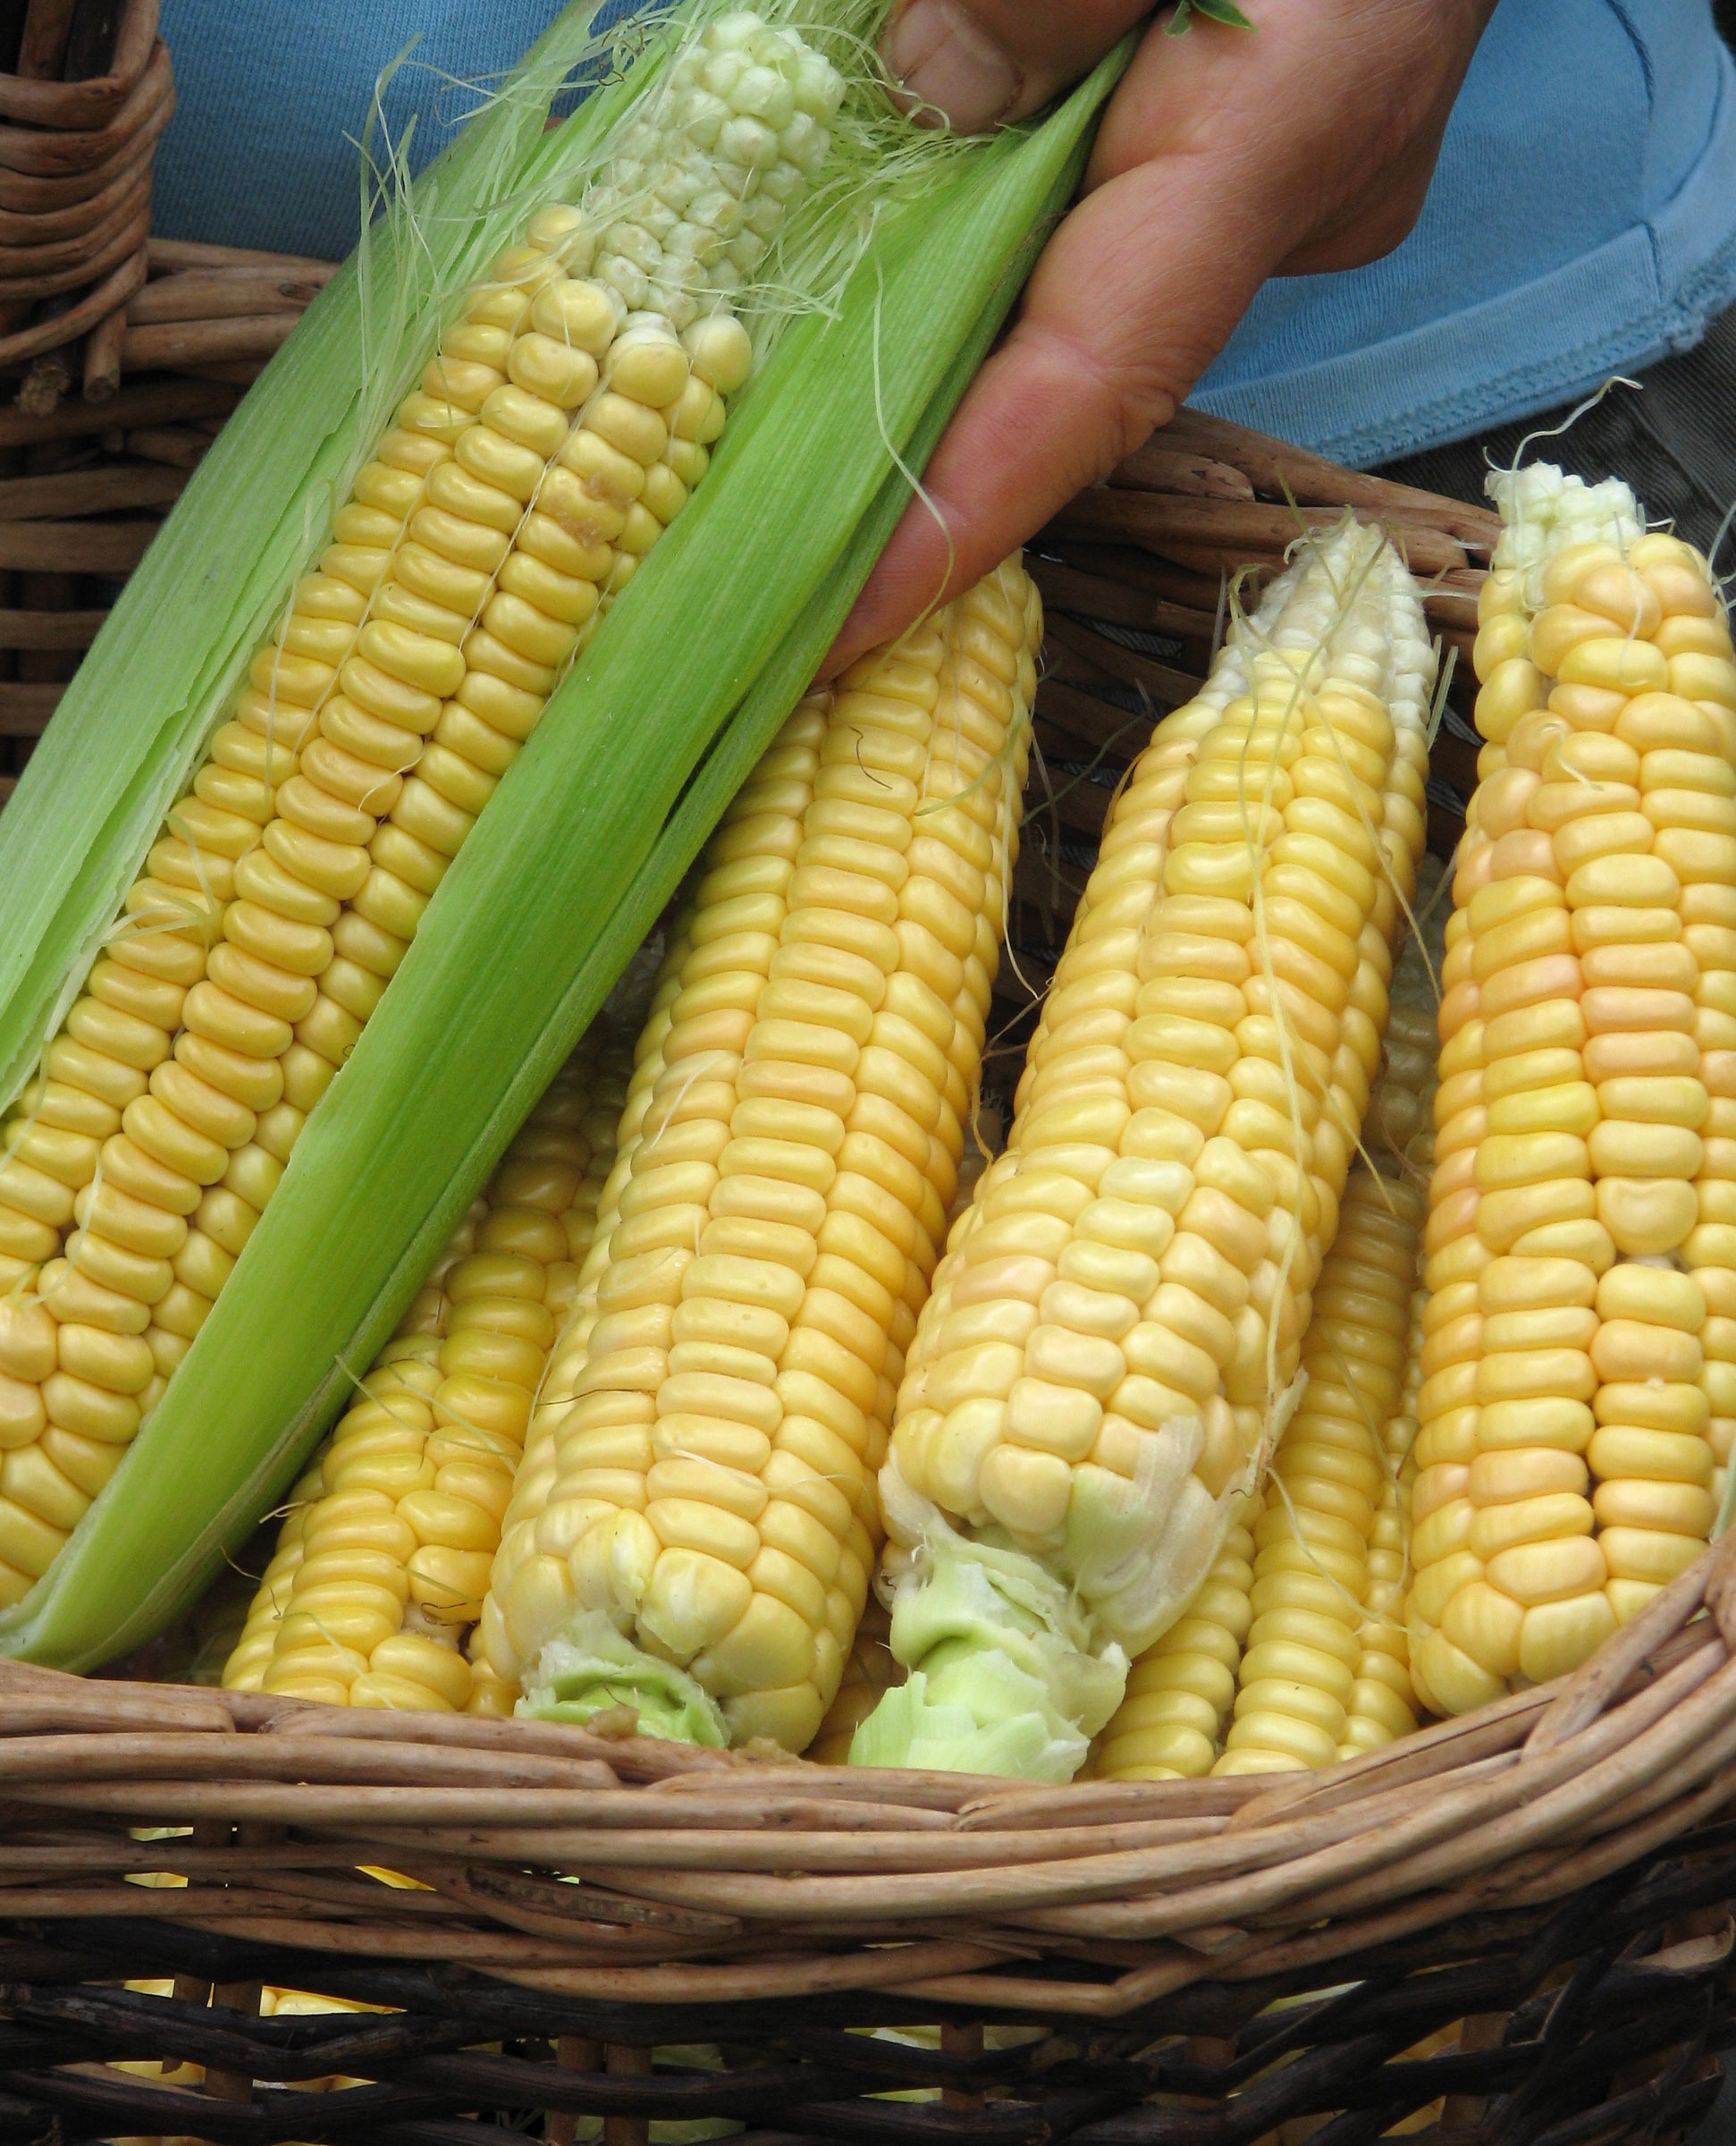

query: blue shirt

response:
[153,0,1736,469]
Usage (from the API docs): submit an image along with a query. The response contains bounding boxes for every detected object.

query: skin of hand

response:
[822,0,1496,674]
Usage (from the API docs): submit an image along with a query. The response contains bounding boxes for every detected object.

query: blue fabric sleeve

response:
[1188,0,1736,466]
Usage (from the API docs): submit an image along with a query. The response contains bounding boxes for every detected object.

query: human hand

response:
[823,0,1496,673]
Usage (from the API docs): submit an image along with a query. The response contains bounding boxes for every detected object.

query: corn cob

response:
[1411,463,1736,1713]
[808,1103,1001,1759]
[1208,863,1445,1774]
[1340,1265,1427,1755]
[806,1101,999,1761]
[0,19,847,1616]
[459,924,697,1722]
[852,520,1435,1780]
[805,1103,1006,1762]
[1210,1169,1423,1770]
[1091,1512,1255,1779]
[220,1031,629,1709]
[473,560,1039,1753]
[1334,878,1444,1759]
[1321,883,1424,1760]
[1098,866,1445,1780]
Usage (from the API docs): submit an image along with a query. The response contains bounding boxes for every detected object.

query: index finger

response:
[821,142,1274,673]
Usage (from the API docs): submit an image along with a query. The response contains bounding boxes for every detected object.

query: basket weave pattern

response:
[2,1535,1735,2141]
[0,0,173,374]
[0,415,1732,2143]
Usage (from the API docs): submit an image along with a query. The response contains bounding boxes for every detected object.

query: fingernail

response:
[881,0,1023,131]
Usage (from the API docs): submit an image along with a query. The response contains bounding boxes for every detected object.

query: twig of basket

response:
[1527,1528,1736,1754]
[1128,409,1504,547]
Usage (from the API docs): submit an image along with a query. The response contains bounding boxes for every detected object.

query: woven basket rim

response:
[4,1533,1733,2014]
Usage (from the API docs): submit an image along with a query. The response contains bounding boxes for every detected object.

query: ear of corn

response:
[809,1094,1005,1761]
[1210,870,1444,1775]
[1097,858,1445,1780]
[476,560,1039,1756]
[854,520,1435,1781]
[0,11,1128,1670]
[1210,1169,1425,1771]
[0,3,843,1636]
[0,24,840,1619]
[1091,1513,1255,1781]
[1410,463,1736,1714]
[1339,1264,1427,1756]
[221,1013,634,1709]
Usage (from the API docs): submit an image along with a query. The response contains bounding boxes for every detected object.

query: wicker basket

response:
[1,413,1732,2146]
[0,0,174,387]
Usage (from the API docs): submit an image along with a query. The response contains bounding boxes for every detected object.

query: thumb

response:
[881,0,1156,131]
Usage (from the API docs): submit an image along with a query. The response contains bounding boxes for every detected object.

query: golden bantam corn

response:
[854,519,1435,1779]
[1211,1169,1424,1772]
[221,1024,631,1709]
[1098,860,1444,1780]
[1091,1517,1256,1782]
[1340,1266,1428,1757]
[806,1097,1007,1760]
[1410,461,1736,1713]
[470,560,1040,1753]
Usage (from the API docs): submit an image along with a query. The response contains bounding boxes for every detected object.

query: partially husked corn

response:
[475,560,1039,1753]
[220,1034,628,1710]
[1209,866,1445,1774]
[1411,464,1736,1713]
[855,520,1435,1779]
[0,14,845,1613]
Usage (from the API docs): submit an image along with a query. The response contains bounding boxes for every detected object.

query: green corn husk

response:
[0,3,1130,1669]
